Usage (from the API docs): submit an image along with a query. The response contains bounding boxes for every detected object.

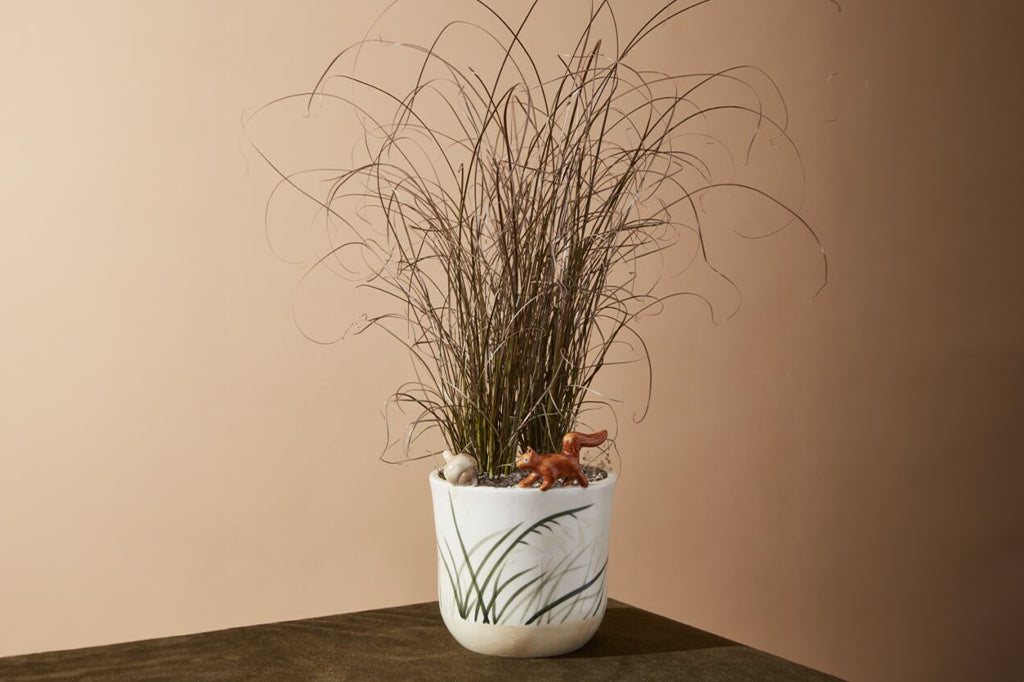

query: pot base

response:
[440,607,604,658]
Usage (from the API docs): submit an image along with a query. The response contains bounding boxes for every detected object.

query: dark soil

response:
[438,465,608,488]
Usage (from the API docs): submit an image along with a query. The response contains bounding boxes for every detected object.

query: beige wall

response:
[1,2,1021,680]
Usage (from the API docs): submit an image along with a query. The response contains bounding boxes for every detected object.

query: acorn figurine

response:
[442,450,478,486]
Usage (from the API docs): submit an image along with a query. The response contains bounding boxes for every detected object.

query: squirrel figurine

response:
[516,430,607,491]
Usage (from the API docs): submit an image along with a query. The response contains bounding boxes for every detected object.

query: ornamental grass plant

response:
[246,0,827,479]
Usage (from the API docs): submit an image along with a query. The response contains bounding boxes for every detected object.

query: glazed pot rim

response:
[429,468,618,493]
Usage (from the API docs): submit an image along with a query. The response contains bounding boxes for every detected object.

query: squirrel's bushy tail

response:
[562,430,608,459]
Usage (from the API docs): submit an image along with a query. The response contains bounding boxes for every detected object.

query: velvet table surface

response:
[0,600,842,681]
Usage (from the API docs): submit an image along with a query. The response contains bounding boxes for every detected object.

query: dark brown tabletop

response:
[0,600,841,681]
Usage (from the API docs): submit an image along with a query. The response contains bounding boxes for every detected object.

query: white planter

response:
[428,470,618,657]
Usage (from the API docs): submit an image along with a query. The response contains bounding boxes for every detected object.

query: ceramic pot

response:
[428,470,617,657]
